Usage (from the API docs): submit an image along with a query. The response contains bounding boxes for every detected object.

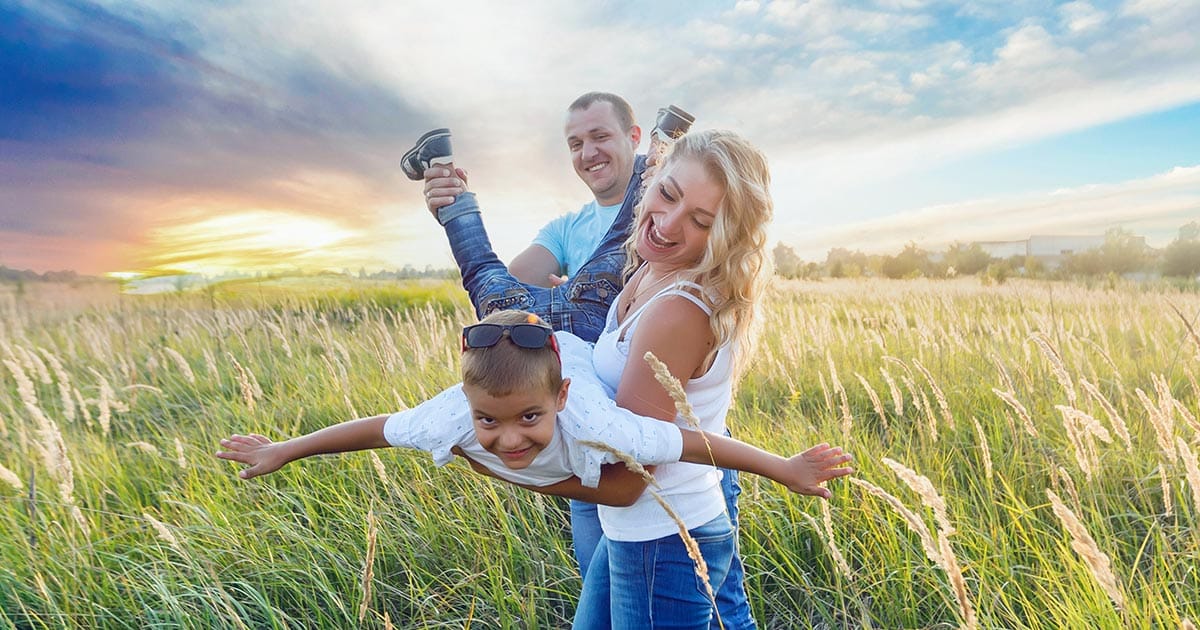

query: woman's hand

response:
[216,434,290,480]
[779,443,854,499]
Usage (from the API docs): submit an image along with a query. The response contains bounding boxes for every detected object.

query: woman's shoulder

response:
[632,292,714,343]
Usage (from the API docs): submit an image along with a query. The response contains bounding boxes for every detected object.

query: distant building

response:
[972,234,1110,270]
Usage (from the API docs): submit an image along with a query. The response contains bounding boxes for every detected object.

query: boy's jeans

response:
[436,156,646,343]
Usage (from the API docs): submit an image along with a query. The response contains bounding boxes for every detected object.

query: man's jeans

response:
[570,466,758,629]
[436,156,646,343]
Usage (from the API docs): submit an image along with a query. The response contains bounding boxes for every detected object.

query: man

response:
[416,92,646,344]
[405,94,758,629]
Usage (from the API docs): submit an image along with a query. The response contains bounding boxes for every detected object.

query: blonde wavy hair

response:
[622,129,774,374]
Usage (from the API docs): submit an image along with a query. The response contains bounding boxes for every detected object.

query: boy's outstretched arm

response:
[680,432,854,499]
[216,414,391,480]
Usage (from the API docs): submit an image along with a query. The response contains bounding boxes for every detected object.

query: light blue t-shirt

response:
[531,200,622,277]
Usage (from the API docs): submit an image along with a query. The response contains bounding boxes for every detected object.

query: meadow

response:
[0,277,1198,629]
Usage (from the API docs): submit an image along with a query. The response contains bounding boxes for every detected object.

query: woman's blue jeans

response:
[436,156,645,343]
[570,464,758,629]
[573,513,736,630]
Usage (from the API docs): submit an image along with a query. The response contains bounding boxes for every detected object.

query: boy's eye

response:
[522,412,541,423]
[476,417,497,426]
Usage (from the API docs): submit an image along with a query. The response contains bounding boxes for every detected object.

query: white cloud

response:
[779,165,1200,258]
[1059,1,1107,33]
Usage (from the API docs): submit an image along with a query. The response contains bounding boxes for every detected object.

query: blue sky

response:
[1,0,1197,274]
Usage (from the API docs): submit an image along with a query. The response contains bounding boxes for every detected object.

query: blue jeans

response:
[573,514,735,630]
[437,156,646,343]
[571,466,758,629]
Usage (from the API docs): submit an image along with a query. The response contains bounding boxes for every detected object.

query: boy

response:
[216,310,852,504]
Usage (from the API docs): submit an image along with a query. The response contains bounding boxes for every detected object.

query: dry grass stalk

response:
[5,358,39,409]
[818,371,833,417]
[1166,300,1200,357]
[126,441,159,455]
[0,462,22,491]
[644,352,716,463]
[175,438,187,470]
[1176,437,1200,513]
[16,345,51,384]
[265,320,294,359]
[1079,379,1131,453]
[1045,489,1125,610]
[144,512,184,554]
[821,499,854,579]
[227,353,259,411]
[203,348,219,379]
[856,373,889,430]
[883,457,955,536]
[1030,332,1077,404]
[993,388,1038,437]
[880,367,904,416]
[991,353,1016,394]
[1054,466,1082,514]
[1138,387,1177,464]
[971,417,993,481]
[73,387,92,426]
[369,451,390,488]
[914,360,955,428]
[578,440,661,490]
[648,488,720,623]
[359,509,378,622]
[162,347,196,384]
[38,348,75,423]
[849,477,943,568]
[1174,398,1200,439]
[938,533,977,630]
[1160,463,1174,517]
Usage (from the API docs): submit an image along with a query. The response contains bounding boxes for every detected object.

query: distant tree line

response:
[773,221,1200,282]
[0,266,86,283]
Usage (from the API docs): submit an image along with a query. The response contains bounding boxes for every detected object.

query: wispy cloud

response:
[1,0,1198,274]
[782,165,1200,258]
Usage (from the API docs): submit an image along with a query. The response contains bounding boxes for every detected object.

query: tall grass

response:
[1,277,1198,627]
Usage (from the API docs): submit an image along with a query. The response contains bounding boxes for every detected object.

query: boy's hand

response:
[423,166,468,215]
[216,434,288,480]
[781,443,854,499]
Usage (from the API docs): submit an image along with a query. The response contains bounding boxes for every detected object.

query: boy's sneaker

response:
[400,128,453,180]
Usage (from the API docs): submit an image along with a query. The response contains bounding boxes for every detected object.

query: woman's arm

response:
[456,450,646,507]
[216,414,391,480]
[680,432,853,499]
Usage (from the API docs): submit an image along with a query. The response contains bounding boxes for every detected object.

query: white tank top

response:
[592,280,734,542]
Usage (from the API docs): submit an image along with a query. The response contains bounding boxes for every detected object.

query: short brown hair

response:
[568,92,636,132]
[461,310,562,397]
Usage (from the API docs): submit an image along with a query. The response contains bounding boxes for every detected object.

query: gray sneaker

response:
[400,128,453,180]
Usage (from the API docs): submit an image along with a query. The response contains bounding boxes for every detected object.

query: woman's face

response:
[635,157,725,272]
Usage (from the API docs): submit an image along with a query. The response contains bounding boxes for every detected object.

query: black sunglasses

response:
[461,322,561,362]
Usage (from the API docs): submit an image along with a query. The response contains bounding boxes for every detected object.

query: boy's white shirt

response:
[382,332,684,488]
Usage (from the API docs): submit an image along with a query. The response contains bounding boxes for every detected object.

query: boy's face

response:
[462,379,570,470]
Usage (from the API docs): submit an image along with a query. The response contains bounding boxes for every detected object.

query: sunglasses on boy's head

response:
[461,322,561,363]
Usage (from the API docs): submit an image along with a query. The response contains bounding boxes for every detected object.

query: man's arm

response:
[216,415,391,480]
[510,244,566,287]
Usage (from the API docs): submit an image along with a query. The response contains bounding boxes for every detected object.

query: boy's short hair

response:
[461,310,563,397]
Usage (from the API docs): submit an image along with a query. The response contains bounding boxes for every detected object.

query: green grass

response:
[1,277,1198,628]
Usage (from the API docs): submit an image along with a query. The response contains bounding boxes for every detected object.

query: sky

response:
[1,0,1198,276]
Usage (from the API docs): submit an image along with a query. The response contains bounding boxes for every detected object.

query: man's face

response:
[462,379,569,470]
[565,102,641,206]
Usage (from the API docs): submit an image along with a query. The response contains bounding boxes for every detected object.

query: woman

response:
[572,129,775,629]
[423,130,796,628]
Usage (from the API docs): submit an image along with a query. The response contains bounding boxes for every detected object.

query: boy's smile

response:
[462,379,570,470]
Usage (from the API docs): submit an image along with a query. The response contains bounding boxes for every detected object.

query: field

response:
[1,277,1198,629]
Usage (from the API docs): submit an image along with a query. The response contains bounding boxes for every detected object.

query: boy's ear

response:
[557,378,570,412]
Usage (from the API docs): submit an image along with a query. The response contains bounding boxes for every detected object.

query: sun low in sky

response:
[1,0,1198,276]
